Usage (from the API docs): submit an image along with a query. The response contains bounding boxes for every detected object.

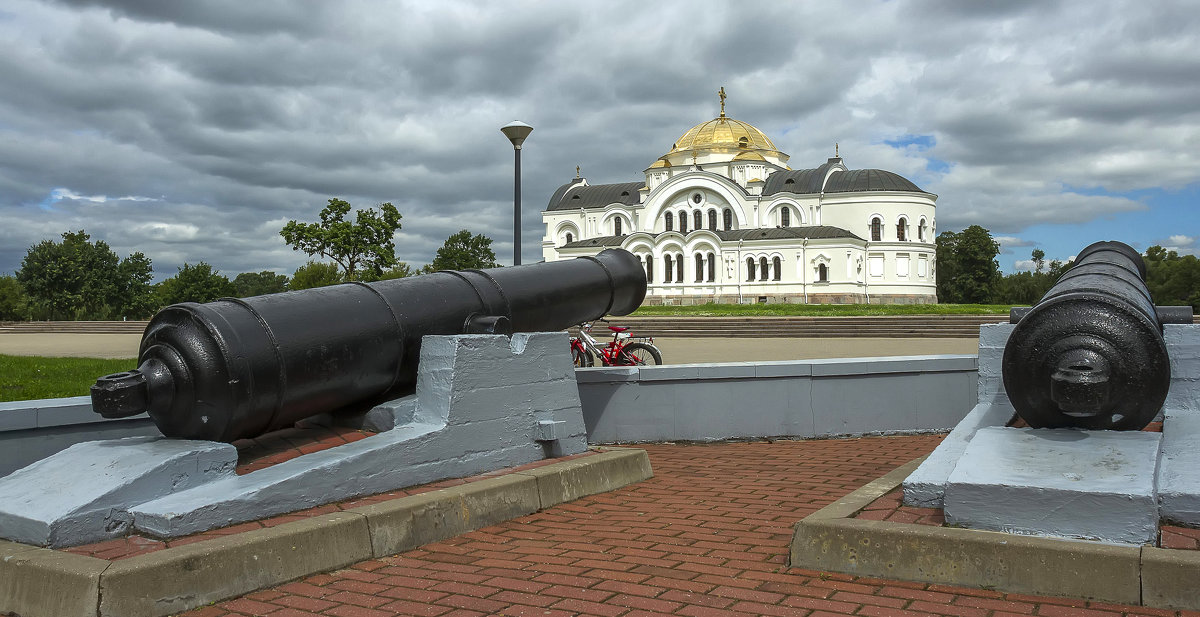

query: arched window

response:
[693,210,702,231]
[897,217,907,241]
[614,217,622,236]
[675,255,683,282]
[708,210,717,231]
[645,255,653,283]
[694,253,704,282]
[707,253,715,282]
[918,219,927,242]
[781,208,790,227]
[665,212,673,232]
[664,255,673,283]
[746,257,756,281]
[679,211,688,234]
[760,257,769,281]
[565,232,573,244]
[818,263,828,282]
[723,208,733,231]
[773,256,782,281]
[871,217,882,242]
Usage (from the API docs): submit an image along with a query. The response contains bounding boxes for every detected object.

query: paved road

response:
[0,333,979,362]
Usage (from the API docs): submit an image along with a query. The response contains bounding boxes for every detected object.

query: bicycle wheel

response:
[572,346,595,367]
[619,342,663,366]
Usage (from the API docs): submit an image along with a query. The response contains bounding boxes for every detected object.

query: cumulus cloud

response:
[0,0,1198,280]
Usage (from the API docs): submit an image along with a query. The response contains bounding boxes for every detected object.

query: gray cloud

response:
[2,0,1199,280]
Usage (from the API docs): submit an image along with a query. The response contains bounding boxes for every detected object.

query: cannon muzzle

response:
[92,249,646,441]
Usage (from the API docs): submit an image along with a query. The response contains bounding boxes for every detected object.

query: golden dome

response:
[732,151,767,161]
[648,157,671,169]
[669,116,778,154]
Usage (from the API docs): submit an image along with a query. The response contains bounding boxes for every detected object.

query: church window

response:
[723,208,733,231]
[679,211,688,234]
[645,255,653,283]
[708,210,717,231]
[897,217,907,241]
[692,193,702,204]
[918,219,927,241]
[565,232,573,244]
[738,136,749,148]
[665,212,673,232]
[693,210,702,231]
[773,256,782,281]
[695,253,704,282]
[871,217,882,242]
[760,257,769,281]
[664,255,673,283]
[707,253,715,282]
[817,263,828,282]
[781,208,790,227]
[746,257,756,281]
[676,255,683,282]
[614,217,622,236]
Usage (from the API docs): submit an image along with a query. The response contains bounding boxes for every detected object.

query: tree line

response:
[0,198,499,321]
[936,225,1200,309]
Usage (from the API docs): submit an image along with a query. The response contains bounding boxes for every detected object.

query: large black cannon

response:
[91,249,646,442]
[1002,240,1192,430]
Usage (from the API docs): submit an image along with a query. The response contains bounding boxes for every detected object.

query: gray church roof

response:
[546,181,644,211]
[762,159,925,196]
[559,225,863,249]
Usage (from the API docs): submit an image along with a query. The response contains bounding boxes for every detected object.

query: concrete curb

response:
[0,447,652,617]
[789,456,1200,610]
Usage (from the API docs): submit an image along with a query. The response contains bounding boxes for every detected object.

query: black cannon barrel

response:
[91,249,647,442]
[1002,240,1175,430]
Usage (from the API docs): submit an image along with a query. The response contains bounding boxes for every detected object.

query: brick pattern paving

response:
[173,435,1199,617]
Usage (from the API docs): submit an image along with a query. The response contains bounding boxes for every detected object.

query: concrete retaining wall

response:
[0,397,159,477]
[1,355,980,479]
[577,355,978,443]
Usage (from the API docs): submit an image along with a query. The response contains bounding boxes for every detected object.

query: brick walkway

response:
[178,436,1197,617]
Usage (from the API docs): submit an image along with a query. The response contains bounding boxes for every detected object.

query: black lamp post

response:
[500,121,533,265]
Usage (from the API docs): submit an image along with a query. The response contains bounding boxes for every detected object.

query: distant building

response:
[540,90,938,304]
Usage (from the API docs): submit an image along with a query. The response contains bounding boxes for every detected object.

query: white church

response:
[541,90,938,304]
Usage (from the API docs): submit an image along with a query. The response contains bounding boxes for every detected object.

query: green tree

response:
[935,225,1000,304]
[280,198,402,281]
[156,262,236,305]
[0,276,29,321]
[1145,246,1200,310]
[360,262,417,282]
[289,261,344,290]
[233,271,290,297]
[429,230,500,272]
[1031,249,1046,273]
[16,230,154,320]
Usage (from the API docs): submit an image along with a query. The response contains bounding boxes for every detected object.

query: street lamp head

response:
[500,121,533,149]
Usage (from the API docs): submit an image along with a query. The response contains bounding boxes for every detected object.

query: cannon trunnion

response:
[1001,240,1189,431]
[91,249,647,442]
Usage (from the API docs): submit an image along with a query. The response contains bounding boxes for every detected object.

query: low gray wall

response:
[0,397,159,476]
[576,355,978,443]
[0,355,979,477]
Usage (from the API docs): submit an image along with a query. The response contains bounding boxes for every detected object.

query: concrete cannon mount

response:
[0,332,655,617]
[790,323,1200,611]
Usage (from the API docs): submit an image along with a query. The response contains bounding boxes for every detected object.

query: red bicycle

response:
[570,322,663,367]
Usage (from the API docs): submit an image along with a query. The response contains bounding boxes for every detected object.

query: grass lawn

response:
[630,303,1011,317]
[0,354,137,402]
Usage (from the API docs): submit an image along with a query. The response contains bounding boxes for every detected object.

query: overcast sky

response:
[1,0,1198,281]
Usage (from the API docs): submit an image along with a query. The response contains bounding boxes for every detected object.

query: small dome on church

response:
[732,151,767,162]
[668,117,778,155]
[647,158,671,169]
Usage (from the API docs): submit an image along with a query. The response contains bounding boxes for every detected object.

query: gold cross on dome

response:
[576,165,581,178]
[718,87,727,117]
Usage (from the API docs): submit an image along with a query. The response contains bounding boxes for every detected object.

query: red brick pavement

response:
[177,436,1199,617]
